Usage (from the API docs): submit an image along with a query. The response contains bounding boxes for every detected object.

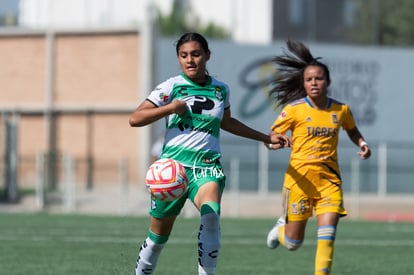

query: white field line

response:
[0,235,414,247]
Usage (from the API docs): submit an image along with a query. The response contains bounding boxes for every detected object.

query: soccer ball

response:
[145,158,188,202]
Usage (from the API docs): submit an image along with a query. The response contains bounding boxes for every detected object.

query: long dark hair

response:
[269,39,331,106]
[175,32,210,56]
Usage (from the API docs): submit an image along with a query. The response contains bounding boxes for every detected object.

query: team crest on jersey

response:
[306,117,312,122]
[331,114,339,124]
[215,87,223,101]
[178,87,188,96]
[158,92,169,103]
[278,111,287,120]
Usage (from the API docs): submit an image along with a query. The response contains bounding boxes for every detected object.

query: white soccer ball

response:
[145,158,188,202]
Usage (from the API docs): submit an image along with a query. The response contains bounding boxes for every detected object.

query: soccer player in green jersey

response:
[265,40,371,275]
[129,32,290,275]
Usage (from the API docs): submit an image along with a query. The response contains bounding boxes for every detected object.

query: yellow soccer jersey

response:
[271,96,356,196]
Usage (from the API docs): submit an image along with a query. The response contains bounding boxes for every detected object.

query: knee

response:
[285,236,303,251]
[200,202,220,229]
[148,229,169,247]
[200,202,221,216]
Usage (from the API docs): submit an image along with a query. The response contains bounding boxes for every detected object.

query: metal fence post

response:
[378,142,387,197]
[36,154,45,209]
[119,158,129,215]
[258,143,269,195]
[229,158,240,216]
[350,158,360,219]
[63,155,75,213]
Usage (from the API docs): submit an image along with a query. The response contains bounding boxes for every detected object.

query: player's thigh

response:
[285,220,308,240]
[194,181,222,209]
[187,163,225,208]
[314,187,347,218]
[316,212,340,227]
[149,193,187,219]
[283,187,312,239]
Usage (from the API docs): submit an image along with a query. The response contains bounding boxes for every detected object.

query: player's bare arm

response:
[221,109,289,145]
[346,127,371,160]
[129,99,187,127]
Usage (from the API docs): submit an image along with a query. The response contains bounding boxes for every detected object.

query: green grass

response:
[0,213,413,274]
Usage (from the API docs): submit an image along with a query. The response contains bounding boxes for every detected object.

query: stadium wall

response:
[0,29,147,194]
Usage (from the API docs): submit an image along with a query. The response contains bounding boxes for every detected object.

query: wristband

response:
[359,141,368,148]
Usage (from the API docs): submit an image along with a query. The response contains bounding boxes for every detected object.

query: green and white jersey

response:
[147,73,230,168]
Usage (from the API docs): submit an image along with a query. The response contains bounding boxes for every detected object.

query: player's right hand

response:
[267,132,291,149]
[171,100,187,116]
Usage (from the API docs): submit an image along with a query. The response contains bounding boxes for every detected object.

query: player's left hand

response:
[358,144,371,160]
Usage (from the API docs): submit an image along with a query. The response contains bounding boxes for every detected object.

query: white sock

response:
[135,237,165,275]
[198,213,220,275]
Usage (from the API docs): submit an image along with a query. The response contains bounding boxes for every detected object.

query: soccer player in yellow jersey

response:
[265,40,371,275]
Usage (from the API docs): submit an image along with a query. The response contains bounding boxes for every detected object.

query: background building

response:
[14,0,414,47]
[0,30,143,199]
[18,0,273,44]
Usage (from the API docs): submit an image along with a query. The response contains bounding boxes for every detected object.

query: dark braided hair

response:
[269,39,331,106]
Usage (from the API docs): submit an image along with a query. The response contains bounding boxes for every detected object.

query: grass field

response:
[0,213,413,275]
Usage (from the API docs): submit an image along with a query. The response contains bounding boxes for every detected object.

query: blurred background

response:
[1,0,413,220]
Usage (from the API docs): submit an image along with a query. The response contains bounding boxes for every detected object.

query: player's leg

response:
[267,187,311,251]
[135,195,187,275]
[187,163,225,275]
[190,163,224,275]
[267,187,290,248]
[281,219,307,250]
[266,215,285,248]
[135,216,176,275]
[193,181,222,275]
[314,212,339,275]
[198,201,221,275]
[314,188,347,275]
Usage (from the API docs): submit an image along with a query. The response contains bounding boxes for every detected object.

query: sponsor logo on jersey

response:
[177,122,213,134]
[158,92,169,103]
[192,165,224,180]
[307,127,338,137]
[177,87,188,96]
